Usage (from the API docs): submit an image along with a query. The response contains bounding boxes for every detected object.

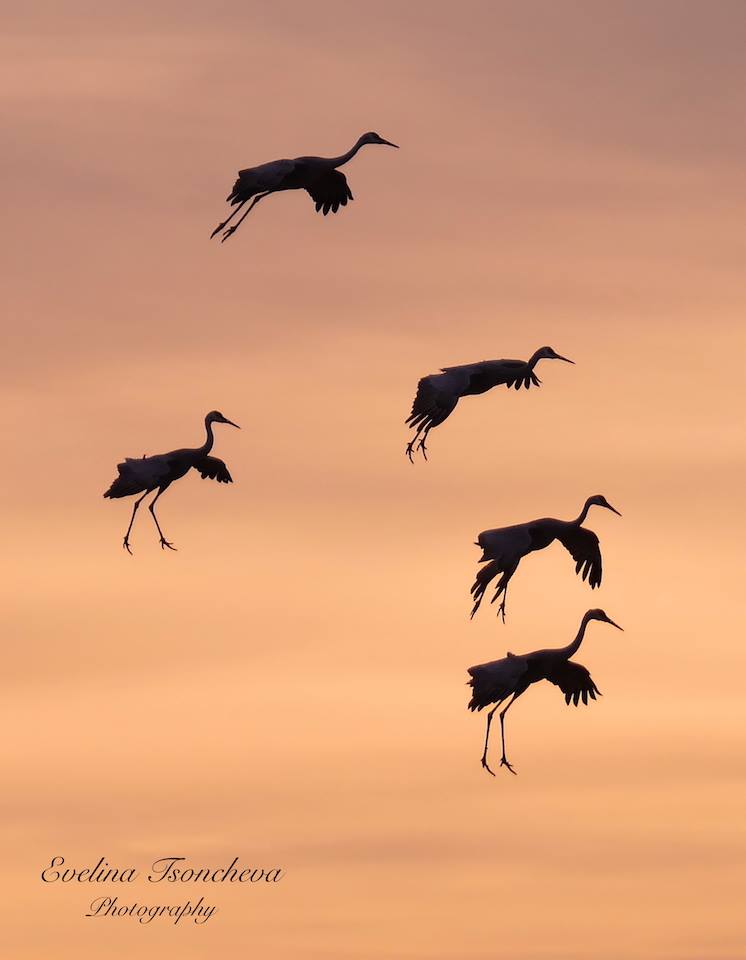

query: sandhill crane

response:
[470,495,621,622]
[468,608,623,775]
[103,411,239,553]
[210,132,398,242]
[405,346,573,461]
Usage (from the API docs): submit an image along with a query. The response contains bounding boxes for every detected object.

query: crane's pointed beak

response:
[556,353,574,363]
[606,503,622,516]
[606,617,624,631]
[379,138,399,148]
[224,419,240,429]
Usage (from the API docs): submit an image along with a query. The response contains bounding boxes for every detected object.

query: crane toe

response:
[500,757,518,776]
[480,757,496,777]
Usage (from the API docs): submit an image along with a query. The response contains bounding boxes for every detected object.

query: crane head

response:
[586,609,624,631]
[206,410,240,429]
[360,131,399,148]
[586,494,622,517]
[535,345,574,364]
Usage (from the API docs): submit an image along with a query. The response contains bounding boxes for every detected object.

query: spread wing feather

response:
[193,455,233,483]
[306,170,353,215]
[467,655,528,711]
[406,368,471,430]
[545,660,601,706]
[556,525,603,588]
[103,454,172,498]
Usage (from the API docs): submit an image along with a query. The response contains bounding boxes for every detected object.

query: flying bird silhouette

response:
[467,608,623,775]
[405,346,573,461]
[210,132,398,242]
[470,495,621,622]
[103,411,239,553]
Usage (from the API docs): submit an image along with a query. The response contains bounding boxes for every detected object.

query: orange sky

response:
[2,2,746,958]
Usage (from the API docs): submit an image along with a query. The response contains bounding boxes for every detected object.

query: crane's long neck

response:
[559,613,593,659]
[200,419,215,455]
[330,138,365,168]
[527,349,545,370]
[572,497,595,526]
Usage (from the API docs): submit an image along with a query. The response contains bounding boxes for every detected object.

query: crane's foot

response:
[480,756,496,777]
[160,538,177,551]
[220,226,237,243]
[496,599,507,623]
[416,438,428,461]
[405,441,415,463]
[500,756,517,776]
[122,538,133,555]
[210,221,227,239]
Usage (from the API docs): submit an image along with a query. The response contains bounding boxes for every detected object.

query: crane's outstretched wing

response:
[103,454,172,498]
[467,654,528,711]
[441,359,541,393]
[227,159,297,204]
[556,525,603,588]
[193,455,233,484]
[545,660,601,706]
[306,170,353,215]
[406,369,471,431]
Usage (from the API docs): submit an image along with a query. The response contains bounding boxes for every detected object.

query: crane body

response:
[210,132,398,242]
[104,411,239,553]
[470,495,622,621]
[467,609,623,775]
[405,346,573,461]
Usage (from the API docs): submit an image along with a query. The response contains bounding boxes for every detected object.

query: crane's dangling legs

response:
[147,483,176,551]
[220,192,271,242]
[405,421,431,462]
[498,692,522,775]
[480,701,505,776]
[210,198,248,239]
[492,579,510,623]
[122,490,151,555]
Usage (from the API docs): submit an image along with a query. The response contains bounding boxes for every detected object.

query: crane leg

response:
[121,491,152,554]
[210,198,248,239]
[406,422,426,462]
[147,484,176,551]
[491,569,517,623]
[219,192,271,242]
[493,581,509,623]
[498,693,521,775]
[480,703,502,776]
[416,426,431,460]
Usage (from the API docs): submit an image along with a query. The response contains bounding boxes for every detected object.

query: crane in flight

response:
[103,411,239,553]
[210,132,398,242]
[467,608,623,775]
[470,495,622,622]
[404,346,573,461]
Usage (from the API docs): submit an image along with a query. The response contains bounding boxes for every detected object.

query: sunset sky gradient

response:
[2,2,746,958]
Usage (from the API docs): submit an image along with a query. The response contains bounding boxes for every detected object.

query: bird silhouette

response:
[210,132,398,242]
[404,346,573,461]
[103,411,239,553]
[470,495,622,622]
[467,608,623,775]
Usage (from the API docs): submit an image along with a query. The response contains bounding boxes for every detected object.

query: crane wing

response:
[556,525,603,588]
[305,169,353,215]
[103,454,172,498]
[406,369,469,430]
[442,359,540,393]
[476,524,533,561]
[545,660,601,706]
[228,159,297,204]
[467,655,528,711]
[193,455,233,484]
